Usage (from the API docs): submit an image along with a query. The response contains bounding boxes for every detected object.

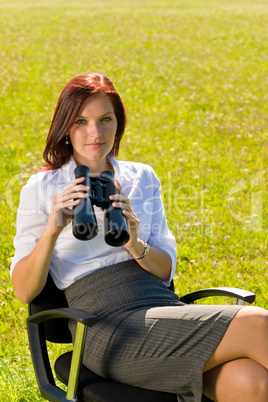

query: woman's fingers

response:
[64,182,89,197]
[110,181,130,205]
[61,190,88,202]
[110,181,134,213]
[64,176,85,189]
[52,178,90,213]
[56,197,80,211]
[60,178,90,204]
[111,197,136,224]
[110,194,133,212]
[49,177,90,231]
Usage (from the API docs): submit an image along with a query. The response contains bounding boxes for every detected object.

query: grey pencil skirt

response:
[64,260,243,402]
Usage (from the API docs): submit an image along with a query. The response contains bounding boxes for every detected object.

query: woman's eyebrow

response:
[76,111,115,118]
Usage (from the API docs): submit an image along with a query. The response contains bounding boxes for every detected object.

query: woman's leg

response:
[203,358,268,402]
[203,306,268,401]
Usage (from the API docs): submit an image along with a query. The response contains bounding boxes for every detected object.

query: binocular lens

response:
[105,229,130,247]
[104,206,129,247]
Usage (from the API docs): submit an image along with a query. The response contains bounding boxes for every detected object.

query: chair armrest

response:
[180,287,256,305]
[27,308,98,402]
[28,307,98,327]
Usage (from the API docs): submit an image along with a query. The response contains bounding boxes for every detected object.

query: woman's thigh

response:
[204,306,268,372]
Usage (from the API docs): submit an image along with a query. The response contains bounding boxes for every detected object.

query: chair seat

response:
[55,352,213,402]
[55,351,177,402]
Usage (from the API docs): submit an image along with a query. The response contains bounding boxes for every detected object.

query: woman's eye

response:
[102,117,112,122]
[76,119,86,124]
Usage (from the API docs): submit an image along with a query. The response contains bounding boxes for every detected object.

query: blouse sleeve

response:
[10,174,48,279]
[144,167,177,285]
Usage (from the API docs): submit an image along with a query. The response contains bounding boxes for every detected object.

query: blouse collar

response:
[61,155,120,182]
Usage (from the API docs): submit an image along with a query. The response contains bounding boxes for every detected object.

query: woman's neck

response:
[73,156,114,176]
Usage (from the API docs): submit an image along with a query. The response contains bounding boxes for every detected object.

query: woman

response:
[11,73,268,402]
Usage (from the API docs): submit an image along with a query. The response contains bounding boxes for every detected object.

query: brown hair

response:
[43,73,126,170]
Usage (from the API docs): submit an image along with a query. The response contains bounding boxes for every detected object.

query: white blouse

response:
[10,156,177,289]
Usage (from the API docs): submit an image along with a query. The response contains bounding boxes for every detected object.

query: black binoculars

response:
[72,165,130,247]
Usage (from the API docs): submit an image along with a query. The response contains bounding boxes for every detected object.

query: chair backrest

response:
[28,274,72,343]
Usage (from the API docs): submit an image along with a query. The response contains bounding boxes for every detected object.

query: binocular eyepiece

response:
[72,165,130,247]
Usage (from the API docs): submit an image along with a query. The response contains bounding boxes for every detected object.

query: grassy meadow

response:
[0,0,268,399]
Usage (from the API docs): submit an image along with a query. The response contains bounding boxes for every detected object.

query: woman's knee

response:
[237,306,267,336]
[245,363,268,401]
[234,306,268,358]
[234,305,268,328]
[233,361,268,401]
[203,358,268,402]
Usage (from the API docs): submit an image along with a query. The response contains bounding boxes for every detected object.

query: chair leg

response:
[66,322,87,400]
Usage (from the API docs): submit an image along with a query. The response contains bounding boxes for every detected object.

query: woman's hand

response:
[109,180,140,250]
[46,177,89,237]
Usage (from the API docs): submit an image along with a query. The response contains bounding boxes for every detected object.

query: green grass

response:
[1,0,268,399]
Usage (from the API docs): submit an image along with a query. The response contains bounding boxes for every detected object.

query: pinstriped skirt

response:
[64,260,242,402]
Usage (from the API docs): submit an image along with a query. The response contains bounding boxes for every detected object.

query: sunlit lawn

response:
[0,0,268,400]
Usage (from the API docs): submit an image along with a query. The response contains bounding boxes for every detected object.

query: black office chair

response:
[27,274,255,402]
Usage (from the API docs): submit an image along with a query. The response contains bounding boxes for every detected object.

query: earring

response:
[65,135,70,145]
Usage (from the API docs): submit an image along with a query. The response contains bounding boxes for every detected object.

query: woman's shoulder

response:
[24,168,62,186]
[114,159,160,188]
[117,159,156,176]
[21,167,69,199]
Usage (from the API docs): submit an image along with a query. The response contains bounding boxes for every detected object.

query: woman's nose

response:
[87,121,101,136]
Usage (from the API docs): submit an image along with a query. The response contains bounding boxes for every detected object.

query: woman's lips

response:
[86,143,104,148]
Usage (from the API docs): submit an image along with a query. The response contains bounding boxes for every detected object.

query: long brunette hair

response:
[43,74,126,170]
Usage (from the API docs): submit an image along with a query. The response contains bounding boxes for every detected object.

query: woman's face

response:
[69,93,118,171]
